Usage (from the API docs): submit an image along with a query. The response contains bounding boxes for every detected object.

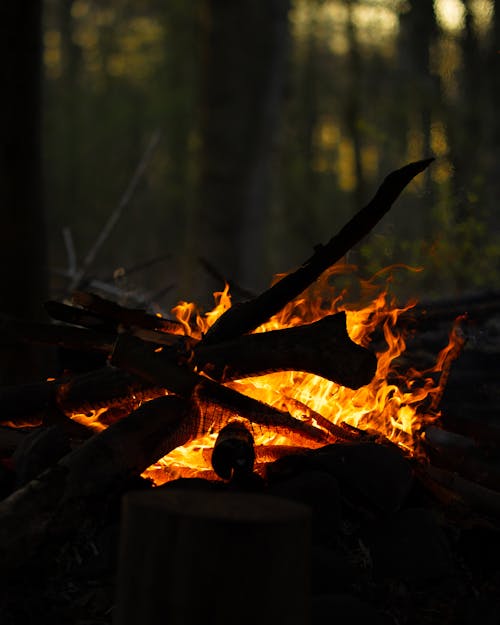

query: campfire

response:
[2,158,500,624]
[141,266,462,484]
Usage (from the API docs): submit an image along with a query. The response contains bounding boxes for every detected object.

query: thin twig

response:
[101,252,172,282]
[69,129,162,292]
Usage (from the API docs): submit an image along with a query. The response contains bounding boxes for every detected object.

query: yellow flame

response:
[68,266,463,482]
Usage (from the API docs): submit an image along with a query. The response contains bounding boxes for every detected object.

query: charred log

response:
[3,309,376,390]
[0,314,114,354]
[203,158,434,345]
[0,367,163,428]
[195,312,376,389]
[211,421,255,480]
[72,291,182,334]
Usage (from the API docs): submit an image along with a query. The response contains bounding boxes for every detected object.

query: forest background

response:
[1,0,499,380]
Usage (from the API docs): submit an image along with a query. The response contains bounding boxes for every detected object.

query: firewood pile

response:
[1,159,500,624]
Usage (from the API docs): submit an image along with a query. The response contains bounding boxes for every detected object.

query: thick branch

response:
[71,291,183,333]
[195,312,376,389]
[0,314,114,353]
[203,158,434,344]
[0,368,162,428]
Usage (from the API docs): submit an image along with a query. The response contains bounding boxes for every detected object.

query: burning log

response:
[2,308,375,389]
[0,367,163,429]
[55,366,163,417]
[211,421,255,480]
[0,395,196,574]
[114,490,311,625]
[203,158,434,345]
[195,312,376,389]
[111,334,332,446]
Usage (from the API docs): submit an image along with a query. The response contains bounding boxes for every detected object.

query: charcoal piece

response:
[268,470,341,542]
[12,425,70,487]
[311,442,413,514]
[365,507,453,583]
[211,422,255,480]
[312,594,396,625]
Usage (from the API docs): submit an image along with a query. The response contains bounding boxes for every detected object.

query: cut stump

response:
[114,489,311,625]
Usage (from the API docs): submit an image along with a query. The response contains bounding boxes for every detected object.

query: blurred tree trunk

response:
[399,0,437,227]
[58,0,82,218]
[197,0,290,296]
[345,0,365,211]
[486,1,500,229]
[0,2,50,383]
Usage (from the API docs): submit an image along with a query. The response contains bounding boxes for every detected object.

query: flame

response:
[142,265,465,484]
[70,407,109,433]
[171,283,232,339]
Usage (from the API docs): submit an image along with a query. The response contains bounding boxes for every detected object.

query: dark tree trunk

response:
[197,0,290,295]
[0,1,50,383]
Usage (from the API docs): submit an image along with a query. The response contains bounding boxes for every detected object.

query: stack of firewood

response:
[2,159,500,623]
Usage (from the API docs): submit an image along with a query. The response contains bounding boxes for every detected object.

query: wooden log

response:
[419,463,500,523]
[203,158,434,345]
[0,395,195,574]
[0,379,56,427]
[0,314,114,353]
[44,300,116,331]
[1,311,374,388]
[72,290,183,334]
[111,334,332,446]
[440,416,500,449]
[0,368,163,428]
[423,426,500,493]
[55,366,164,416]
[195,312,376,389]
[211,421,255,480]
[114,490,311,625]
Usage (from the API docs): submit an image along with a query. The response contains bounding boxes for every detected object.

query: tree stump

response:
[114,489,312,625]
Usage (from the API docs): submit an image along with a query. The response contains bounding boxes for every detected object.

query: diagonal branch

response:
[203,158,434,345]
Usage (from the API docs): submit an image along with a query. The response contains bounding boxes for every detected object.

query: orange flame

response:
[143,266,465,484]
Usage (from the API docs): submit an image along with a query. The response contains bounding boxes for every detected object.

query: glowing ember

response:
[141,266,464,485]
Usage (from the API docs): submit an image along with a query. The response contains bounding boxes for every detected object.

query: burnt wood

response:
[72,291,183,333]
[195,312,376,389]
[111,334,332,446]
[1,311,375,388]
[203,158,434,345]
[0,314,114,353]
[211,421,255,480]
[0,368,163,429]
[44,300,116,331]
